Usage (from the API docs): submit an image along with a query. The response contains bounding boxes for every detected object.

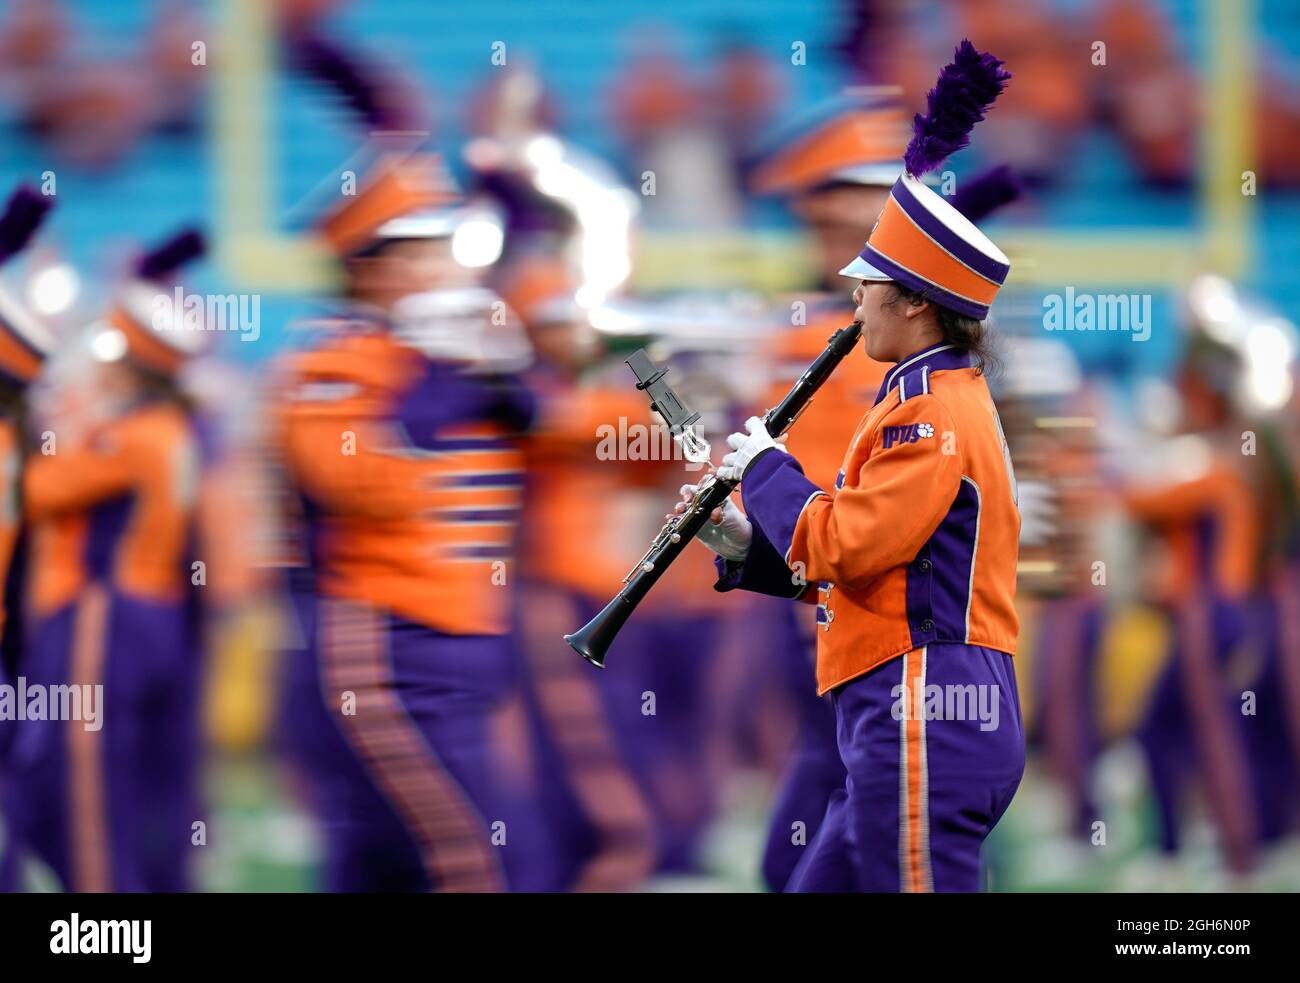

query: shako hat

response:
[839,40,1013,320]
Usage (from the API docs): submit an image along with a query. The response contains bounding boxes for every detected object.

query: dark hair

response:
[884,283,999,376]
[0,379,30,454]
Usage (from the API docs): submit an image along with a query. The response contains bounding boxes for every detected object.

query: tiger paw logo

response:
[881,422,935,449]
[816,581,835,631]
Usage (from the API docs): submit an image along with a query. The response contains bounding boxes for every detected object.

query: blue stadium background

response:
[2,0,1297,376]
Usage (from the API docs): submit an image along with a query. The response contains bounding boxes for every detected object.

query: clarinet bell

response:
[563,592,637,668]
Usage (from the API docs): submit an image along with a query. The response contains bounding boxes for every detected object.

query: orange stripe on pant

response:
[898,647,933,893]
[69,585,111,893]
[320,598,503,892]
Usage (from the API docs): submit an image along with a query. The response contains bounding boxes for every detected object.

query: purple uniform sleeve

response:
[739,448,827,564]
[713,448,823,600]
[713,515,810,599]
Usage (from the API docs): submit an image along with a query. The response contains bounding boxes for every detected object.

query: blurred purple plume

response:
[136,228,206,280]
[0,185,54,265]
[904,39,1011,177]
[950,164,1023,222]
[287,32,407,131]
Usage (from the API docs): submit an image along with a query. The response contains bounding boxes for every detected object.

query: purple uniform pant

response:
[1032,597,1104,839]
[761,601,844,892]
[281,595,530,892]
[7,585,199,892]
[514,583,656,891]
[789,643,1024,892]
[581,597,720,874]
[1246,589,1300,844]
[1137,595,1259,872]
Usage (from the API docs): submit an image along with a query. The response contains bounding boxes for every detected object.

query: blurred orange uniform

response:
[25,403,200,617]
[521,358,722,614]
[277,329,527,636]
[1124,457,1258,604]
[521,379,652,597]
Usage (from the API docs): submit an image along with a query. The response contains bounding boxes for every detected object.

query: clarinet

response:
[564,321,863,667]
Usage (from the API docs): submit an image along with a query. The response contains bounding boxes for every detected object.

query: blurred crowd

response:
[0,0,1298,892]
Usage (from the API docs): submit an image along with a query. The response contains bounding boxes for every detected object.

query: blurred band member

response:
[274,153,538,892]
[1273,380,1300,815]
[746,92,903,891]
[995,341,1105,842]
[0,185,56,890]
[15,228,209,891]
[1124,332,1264,875]
[506,258,657,890]
[685,43,1024,892]
[0,187,54,694]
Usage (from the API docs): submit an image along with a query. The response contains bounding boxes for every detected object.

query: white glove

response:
[671,483,752,561]
[717,416,785,483]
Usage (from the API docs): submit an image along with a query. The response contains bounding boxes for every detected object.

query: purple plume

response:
[0,185,54,264]
[287,32,406,130]
[904,39,1011,177]
[950,164,1023,221]
[136,228,206,279]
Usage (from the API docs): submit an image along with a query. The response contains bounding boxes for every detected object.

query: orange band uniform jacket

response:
[717,343,1021,694]
[25,402,199,618]
[1122,446,1259,604]
[521,373,658,597]
[275,327,533,636]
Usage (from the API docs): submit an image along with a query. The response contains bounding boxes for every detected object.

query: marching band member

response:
[0,186,54,694]
[0,185,56,890]
[1122,306,1266,876]
[14,227,210,891]
[506,257,657,891]
[472,106,732,875]
[274,152,539,892]
[514,289,732,879]
[747,97,1026,890]
[995,340,1107,843]
[746,92,902,891]
[682,42,1024,891]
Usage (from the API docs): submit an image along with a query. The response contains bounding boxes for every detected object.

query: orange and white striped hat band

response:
[96,279,208,375]
[0,318,48,385]
[318,154,459,257]
[0,288,53,386]
[839,173,1010,320]
[104,306,189,375]
[750,101,908,195]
